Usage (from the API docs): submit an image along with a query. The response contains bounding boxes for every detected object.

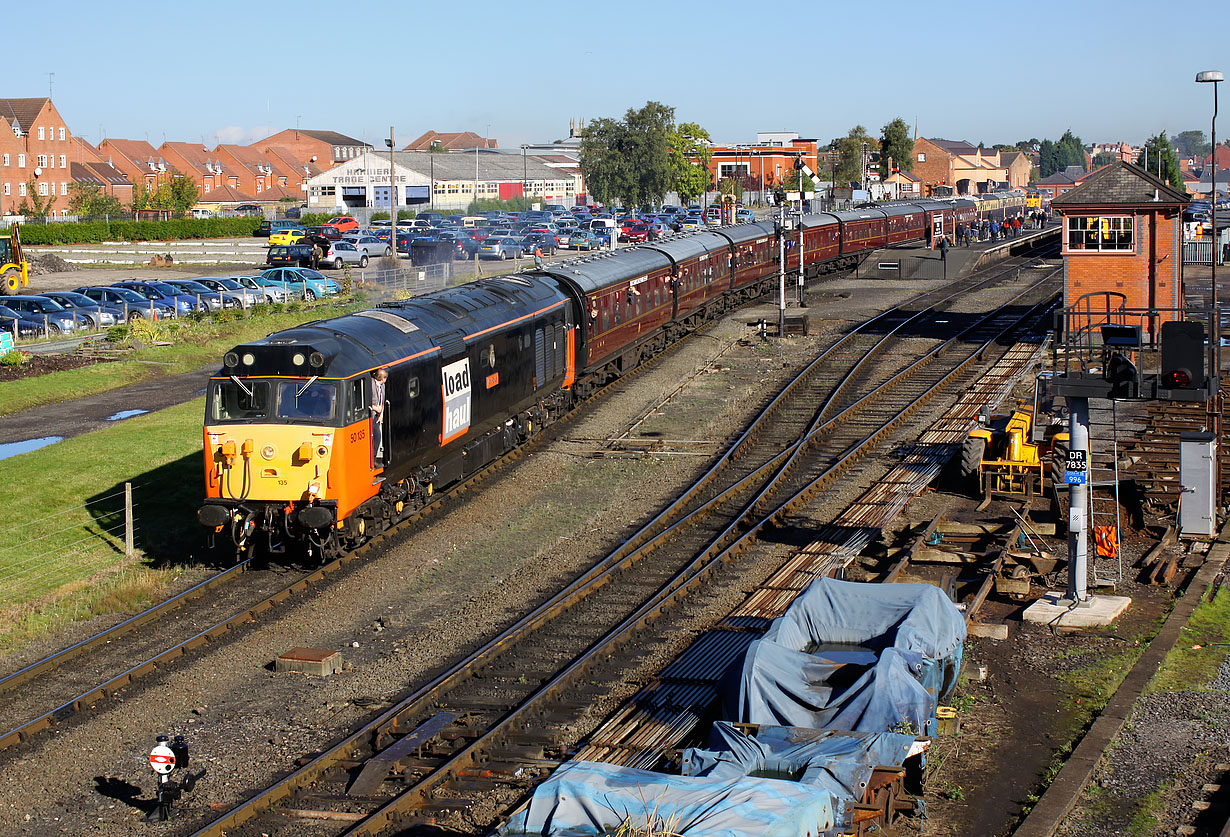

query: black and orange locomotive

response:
[199,196,1032,558]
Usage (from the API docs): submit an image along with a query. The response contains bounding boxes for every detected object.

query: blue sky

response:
[12,0,1230,150]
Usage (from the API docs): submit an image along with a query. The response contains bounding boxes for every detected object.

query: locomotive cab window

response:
[276,380,336,423]
[344,378,367,425]
[407,376,420,398]
[209,380,271,422]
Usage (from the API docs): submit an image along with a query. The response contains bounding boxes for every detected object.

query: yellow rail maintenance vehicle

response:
[1,223,29,292]
[960,374,1068,505]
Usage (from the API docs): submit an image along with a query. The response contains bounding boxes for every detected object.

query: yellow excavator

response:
[1,223,29,292]
[960,374,1068,506]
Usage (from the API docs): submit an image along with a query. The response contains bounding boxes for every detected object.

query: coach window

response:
[601,299,610,332]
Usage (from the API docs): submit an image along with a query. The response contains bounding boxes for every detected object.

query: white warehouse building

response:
[305,150,581,212]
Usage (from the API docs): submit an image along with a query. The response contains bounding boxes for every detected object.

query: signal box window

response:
[1067,216,1134,252]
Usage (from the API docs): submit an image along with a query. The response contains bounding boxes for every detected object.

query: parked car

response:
[309,224,345,241]
[191,208,214,219]
[619,222,650,243]
[225,275,292,303]
[679,217,705,232]
[478,236,524,260]
[162,279,242,311]
[267,243,317,268]
[188,277,266,308]
[567,230,605,251]
[0,304,47,338]
[327,215,360,233]
[268,227,307,246]
[324,240,368,268]
[36,291,117,328]
[255,219,301,237]
[345,235,392,258]
[112,280,203,316]
[736,208,755,223]
[234,203,262,213]
[521,232,558,256]
[0,295,81,335]
[75,286,174,320]
[260,267,335,300]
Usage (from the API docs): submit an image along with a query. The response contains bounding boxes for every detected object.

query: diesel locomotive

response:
[198,193,1036,558]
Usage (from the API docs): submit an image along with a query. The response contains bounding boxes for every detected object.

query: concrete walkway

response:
[857,224,1058,282]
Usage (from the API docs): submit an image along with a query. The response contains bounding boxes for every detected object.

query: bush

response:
[0,349,27,366]
[19,217,260,245]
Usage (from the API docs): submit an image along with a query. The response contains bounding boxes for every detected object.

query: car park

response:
[75,286,174,320]
[189,277,265,308]
[478,237,524,260]
[268,227,307,246]
[327,215,359,233]
[324,240,368,268]
[162,279,243,311]
[0,295,82,335]
[0,304,49,338]
[112,280,203,316]
[36,291,117,328]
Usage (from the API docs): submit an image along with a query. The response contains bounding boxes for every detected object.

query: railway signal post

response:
[145,734,204,822]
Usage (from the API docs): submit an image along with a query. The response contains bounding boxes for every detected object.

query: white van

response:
[589,218,616,233]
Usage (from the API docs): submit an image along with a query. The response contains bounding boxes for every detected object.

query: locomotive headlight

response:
[242,352,256,366]
[309,351,325,368]
[224,352,239,368]
[316,445,328,458]
[292,352,306,367]
[261,444,276,460]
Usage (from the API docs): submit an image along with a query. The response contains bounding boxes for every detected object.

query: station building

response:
[1051,161,1188,335]
[304,150,579,212]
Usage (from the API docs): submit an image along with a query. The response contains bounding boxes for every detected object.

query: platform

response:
[858,224,1058,282]
[1021,591,1131,628]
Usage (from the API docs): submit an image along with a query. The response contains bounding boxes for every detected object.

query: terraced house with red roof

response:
[0,97,75,216]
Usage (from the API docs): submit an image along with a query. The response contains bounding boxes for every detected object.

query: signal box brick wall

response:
[1052,162,1188,338]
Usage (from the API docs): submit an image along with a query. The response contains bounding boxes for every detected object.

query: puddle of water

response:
[105,409,149,421]
[0,436,64,461]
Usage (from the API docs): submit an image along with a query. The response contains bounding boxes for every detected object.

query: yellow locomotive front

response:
[199,347,381,558]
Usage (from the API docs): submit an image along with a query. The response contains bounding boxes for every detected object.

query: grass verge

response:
[0,399,206,649]
[1147,583,1230,693]
[0,297,367,417]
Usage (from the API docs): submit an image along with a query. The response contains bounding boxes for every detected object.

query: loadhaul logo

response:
[440,358,472,445]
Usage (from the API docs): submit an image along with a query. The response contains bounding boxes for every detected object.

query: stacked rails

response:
[1125,383,1227,517]
[574,339,1050,771]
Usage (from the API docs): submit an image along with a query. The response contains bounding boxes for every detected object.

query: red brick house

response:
[404,130,496,151]
[1051,161,1188,337]
[97,138,172,195]
[259,129,370,167]
[0,97,75,215]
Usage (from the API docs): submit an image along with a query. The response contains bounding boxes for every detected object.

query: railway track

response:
[188,266,1060,836]
[0,241,1057,761]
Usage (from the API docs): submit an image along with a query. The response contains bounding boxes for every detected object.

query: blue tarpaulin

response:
[499,760,837,837]
[682,721,923,806]
[721,578,965,736]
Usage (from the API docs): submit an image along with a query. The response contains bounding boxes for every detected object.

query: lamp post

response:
[521,144,529,204]
[1197,69,1223,387]
[385,127,396,261]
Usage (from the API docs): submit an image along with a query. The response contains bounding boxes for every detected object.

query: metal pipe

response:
[1066,396,1090,602]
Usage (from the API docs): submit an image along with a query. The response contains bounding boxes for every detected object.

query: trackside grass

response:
[1147,583,1230,693]
[0,400,205,648]
[0,298,367,417]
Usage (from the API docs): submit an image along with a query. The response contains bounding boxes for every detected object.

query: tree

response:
[1038,130,1086,177]
[1173,130,1210,159]
[1135,131,1185,190]
[17,178,56,217]
[66,182,124,217]
[717,176,742,201]
[580,102,694,207]
[1091,151,1118,169]
[669,122,713,204]
[879,117,913,177]
[167,173,199,212]
[832,125,873,187]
